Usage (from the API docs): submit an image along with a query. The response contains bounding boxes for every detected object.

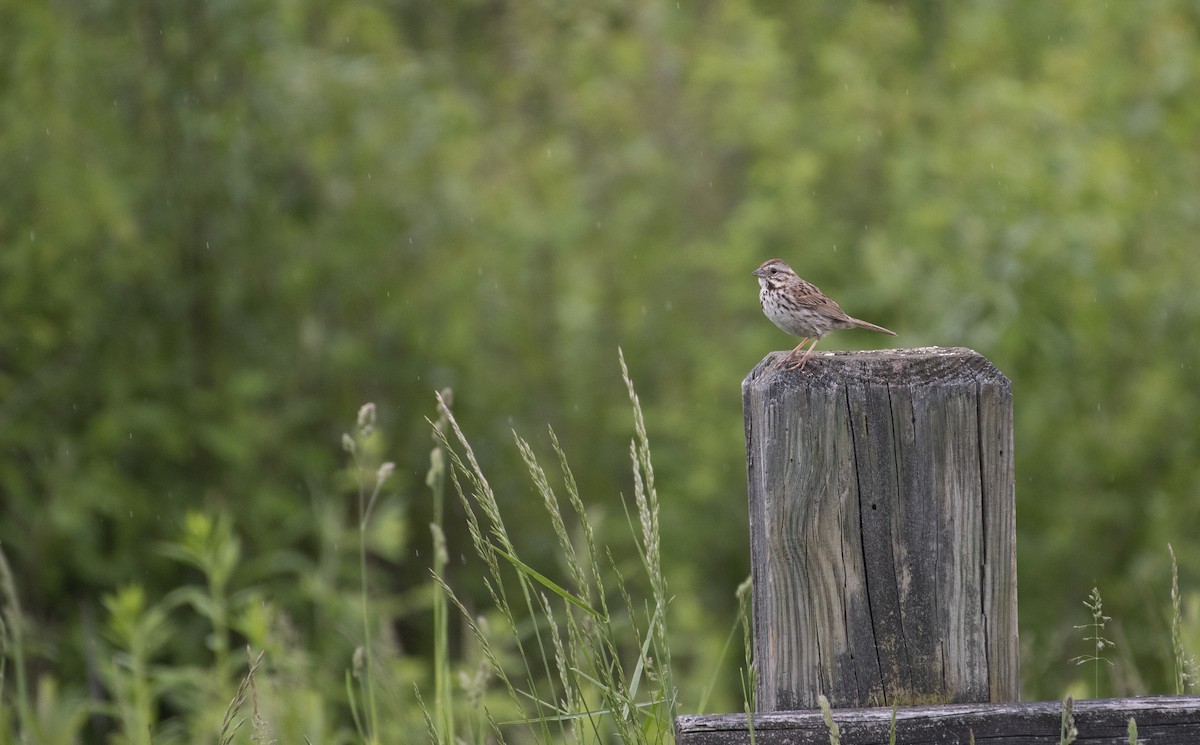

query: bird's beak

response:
[752,268,765,278]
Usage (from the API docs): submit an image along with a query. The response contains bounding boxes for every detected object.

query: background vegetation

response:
[2,0,1200,741]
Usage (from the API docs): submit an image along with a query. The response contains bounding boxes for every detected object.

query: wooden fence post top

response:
[744,346,1009,388]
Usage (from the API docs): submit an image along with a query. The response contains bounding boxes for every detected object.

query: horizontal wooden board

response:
[677,696,1200,744]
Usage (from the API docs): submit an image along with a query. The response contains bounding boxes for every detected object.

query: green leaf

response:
[490,544,606,621]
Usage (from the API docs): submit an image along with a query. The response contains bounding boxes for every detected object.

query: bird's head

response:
[753,259,796,287]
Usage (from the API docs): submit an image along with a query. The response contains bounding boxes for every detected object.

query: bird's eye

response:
[769,268,777,274]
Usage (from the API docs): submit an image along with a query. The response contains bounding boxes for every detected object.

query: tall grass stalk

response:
[736,575,756,744]
[427,390,454,744]
[736,577,754,707]
[217,648,266,745]
[1059,695,1077,745]
[429,350,677,743]
[1168,543,1197,694]
[0,542,30,735]
[1071,587,1114,698]
[817,695,840,745]
[696,579,749,713]
[345,403,394,744]
[434,390,567,744]
[619,347,677,726]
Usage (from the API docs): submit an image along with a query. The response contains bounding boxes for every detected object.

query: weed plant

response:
[1071,587,1115,698]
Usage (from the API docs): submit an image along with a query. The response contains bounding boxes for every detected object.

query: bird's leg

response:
[785,337,822,372]
[777,338,810,368]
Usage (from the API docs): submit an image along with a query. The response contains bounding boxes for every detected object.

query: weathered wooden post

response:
[743,347,1018,710]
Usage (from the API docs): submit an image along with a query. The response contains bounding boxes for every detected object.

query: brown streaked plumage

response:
[753,258,895,371]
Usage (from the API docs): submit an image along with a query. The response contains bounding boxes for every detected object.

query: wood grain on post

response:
[743,347,1017,711]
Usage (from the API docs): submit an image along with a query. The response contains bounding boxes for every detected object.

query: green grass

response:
[1070,587,1115,698]
[817,695,840,745]
[15,351,704,744]
[0,545,30,736]
[1170,543,1199,695]
[1,355,1198,743]
[1059,695,1077,745]
[418,349,680,743]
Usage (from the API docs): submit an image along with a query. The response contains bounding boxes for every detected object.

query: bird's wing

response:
[796,285,851,321]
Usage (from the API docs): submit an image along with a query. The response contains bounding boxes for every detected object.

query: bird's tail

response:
[851,317,896,336]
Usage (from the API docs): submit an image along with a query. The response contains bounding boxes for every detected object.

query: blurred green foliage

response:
[2,0,1200,739]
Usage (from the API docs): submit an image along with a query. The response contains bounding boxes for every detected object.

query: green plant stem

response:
[358,459,380,744]
[429,392,454,744]
[0,544,30,735]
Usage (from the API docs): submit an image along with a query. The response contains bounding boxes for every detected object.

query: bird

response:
[753,258,895,371]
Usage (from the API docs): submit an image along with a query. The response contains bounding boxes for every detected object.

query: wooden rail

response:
[676,695,1200,744]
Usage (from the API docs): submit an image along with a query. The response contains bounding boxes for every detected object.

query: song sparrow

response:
[754,258,895,371]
